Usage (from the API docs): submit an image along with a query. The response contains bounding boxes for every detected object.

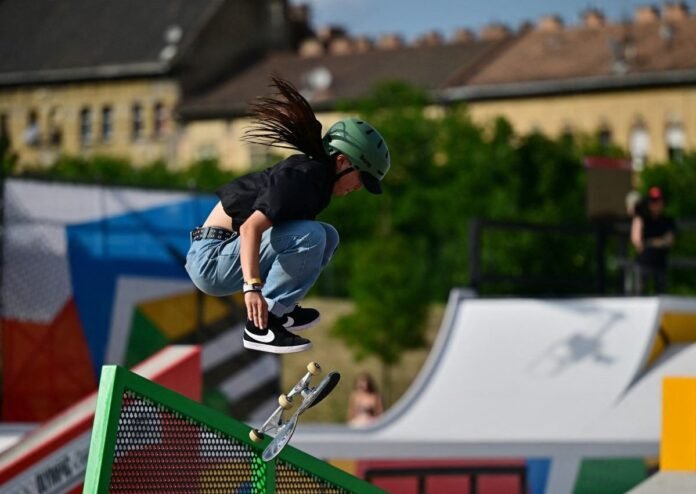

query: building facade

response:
[178,3,696,171]
[0,0,302,168]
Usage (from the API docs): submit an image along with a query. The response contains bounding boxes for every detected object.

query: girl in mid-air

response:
[186,77,391,354]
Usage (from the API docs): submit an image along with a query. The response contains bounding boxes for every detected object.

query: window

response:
[79,107,92,146]
[629,123,650,171]
[153,102,166,137]
[101,105,113,142]
[0,113,9,141]
[24,110,40,147]
[666,122,685,162]
[131,103,143,140]
[597,126,613,149]
[560,125,574,146]
[48,107,63,147]
[196,143,219,161]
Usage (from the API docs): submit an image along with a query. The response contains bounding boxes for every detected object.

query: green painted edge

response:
[83,366,126,493]
[97,365,384,494]
[266,454,276,493]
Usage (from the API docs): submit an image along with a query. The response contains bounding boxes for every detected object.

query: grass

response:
[280,297,446,424]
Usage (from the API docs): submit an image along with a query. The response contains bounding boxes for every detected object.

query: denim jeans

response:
[185,220,339,316]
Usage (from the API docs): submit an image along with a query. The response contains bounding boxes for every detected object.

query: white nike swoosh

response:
[283,316,295,328]
[245,328,275,343]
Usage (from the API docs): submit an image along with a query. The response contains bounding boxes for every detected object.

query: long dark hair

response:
[243,76,329,161]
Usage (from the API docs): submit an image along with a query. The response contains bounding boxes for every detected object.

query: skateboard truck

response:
[249,361,340,462]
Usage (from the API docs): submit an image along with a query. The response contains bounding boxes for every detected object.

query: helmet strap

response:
[333,167,355,182]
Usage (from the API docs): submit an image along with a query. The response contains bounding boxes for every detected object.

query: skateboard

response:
[249,361,341,462]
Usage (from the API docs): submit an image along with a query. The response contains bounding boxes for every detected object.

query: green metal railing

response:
[84,365,384,493]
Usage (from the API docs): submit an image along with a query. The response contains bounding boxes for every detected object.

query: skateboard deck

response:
[248,362,341,462]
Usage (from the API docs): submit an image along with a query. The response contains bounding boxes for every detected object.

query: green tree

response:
[331,235,429,401]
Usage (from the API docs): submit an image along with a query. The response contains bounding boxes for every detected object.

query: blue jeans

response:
[185,221,339,316]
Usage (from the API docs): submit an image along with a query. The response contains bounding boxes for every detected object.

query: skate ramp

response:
[294,293,696,458]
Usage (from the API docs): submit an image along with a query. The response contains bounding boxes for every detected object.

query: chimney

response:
[414,30,444,47]
[537,15,564,33]
[582,9,606,28]
[518,21,535,34]
[288,4,310,24]
[317,25,347,44]
[634,5,660,24]
[452,28,476,43]
[662,2,689,22]
[353,36,374,53]
[376,33,404,50]
[299,38,324,58]
[480,23,512,40]
[328,37,352,56]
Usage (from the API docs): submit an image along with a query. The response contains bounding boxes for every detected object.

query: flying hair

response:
[242,76,329,161]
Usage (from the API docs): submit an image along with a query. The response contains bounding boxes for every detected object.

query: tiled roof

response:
[457,15,696,96]
[0,0,222,84]
[179,39,513,119]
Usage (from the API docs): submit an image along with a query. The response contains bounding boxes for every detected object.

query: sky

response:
[291,0,696,41]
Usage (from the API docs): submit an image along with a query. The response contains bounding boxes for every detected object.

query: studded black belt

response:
[190,226,238,242]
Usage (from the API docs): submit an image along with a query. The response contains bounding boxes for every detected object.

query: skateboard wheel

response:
[278,394,293,410]
[307,361,321,375]
[249,429,264,443]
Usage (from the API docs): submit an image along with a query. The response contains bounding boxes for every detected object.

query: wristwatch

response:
[243,278,264,293]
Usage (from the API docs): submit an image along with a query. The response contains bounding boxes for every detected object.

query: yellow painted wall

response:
[178,111,346,171]
[661,377,696,471]
[467,87,696,163]
[0,78,180,167]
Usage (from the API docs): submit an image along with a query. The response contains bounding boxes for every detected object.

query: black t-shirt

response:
[639,212,676,268]
[216,154,334,231]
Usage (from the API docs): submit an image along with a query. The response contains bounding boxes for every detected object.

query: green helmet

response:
[323,117,391,194]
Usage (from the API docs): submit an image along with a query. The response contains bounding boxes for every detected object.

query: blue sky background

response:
[291,0,696,40]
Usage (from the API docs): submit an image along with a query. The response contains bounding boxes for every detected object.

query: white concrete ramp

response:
[294,292,696,493]
[381,297,661,443]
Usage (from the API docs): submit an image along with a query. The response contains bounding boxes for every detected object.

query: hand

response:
[245,291,268,329]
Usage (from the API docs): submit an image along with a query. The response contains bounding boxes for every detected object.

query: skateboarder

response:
[185,77,391,354]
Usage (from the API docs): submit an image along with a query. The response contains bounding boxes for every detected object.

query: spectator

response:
[347,372,384,427]
[630,186,676,294]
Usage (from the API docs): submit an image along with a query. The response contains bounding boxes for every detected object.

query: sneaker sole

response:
[244,340,313,354]
[285,315,321,333]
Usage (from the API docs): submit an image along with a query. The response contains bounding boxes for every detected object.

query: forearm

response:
[239,210,273,283]
[240,230,263,282]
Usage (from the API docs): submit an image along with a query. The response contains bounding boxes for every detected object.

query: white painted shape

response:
[544,456,581,494]
[5,179,191,224]
[201,324,245,370]
[2,179,194,322]
[248,397,280,424]
[377,298,660,441]
[1,224,71,322]
[584,343,696,441]
[219,355,279,399]
[627,472,696,494]
[106,276,194,364]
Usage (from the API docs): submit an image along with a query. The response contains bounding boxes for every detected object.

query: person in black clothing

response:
[631,186,676,294]
[185,77,391,354]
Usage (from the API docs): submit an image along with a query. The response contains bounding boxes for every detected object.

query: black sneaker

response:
[243,316,312,354]
[279,305,321,332]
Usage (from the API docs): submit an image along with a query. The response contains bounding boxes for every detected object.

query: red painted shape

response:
[0,346,202,488]
[2,300,97,421]
[357,459,528,494]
